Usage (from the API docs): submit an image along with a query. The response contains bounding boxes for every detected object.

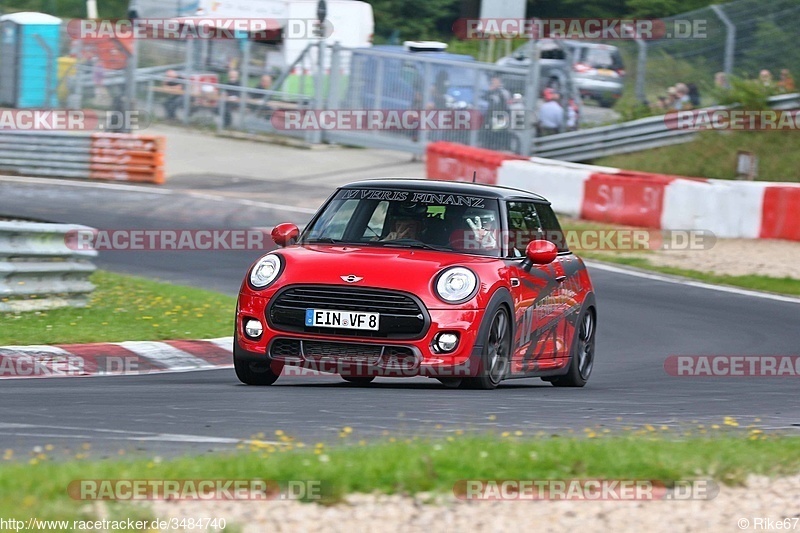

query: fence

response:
[0,221,97,312]
[0,131,165,183]
[616,0,800,105]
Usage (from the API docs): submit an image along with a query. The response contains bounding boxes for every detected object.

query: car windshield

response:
[301,188,502,257]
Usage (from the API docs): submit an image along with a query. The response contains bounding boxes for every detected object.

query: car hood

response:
[269,244,503,309]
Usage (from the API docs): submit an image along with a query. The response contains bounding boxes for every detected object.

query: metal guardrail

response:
[0,131,165,183]
[0,222,97,312]
[532,93,800,162]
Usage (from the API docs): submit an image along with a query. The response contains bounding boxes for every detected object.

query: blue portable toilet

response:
[0,12,62,108]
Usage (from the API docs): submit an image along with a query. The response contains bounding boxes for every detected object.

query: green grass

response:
[0,271,236,345]
[595,130,800,182]
[0,431,797,530]
[582,253,800,296]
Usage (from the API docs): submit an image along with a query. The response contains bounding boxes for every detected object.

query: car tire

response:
[342,376,375,386]
[234,355,281,386]
[550,307,596,387]
[461,307,512,390]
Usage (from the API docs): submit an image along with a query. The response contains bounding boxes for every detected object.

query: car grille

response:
[268,285,428,338]
[269,338,417,367]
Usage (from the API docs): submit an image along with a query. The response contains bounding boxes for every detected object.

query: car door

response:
[505,201,568,375]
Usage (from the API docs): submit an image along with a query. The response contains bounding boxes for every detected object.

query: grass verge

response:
[594,130,800,182]
[0,431,797,530]
[0,271,236,345]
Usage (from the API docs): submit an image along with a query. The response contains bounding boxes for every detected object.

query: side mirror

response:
[271,223,299,247]
[521,240,557,270]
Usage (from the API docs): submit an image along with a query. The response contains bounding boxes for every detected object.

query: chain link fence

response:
[617,0,800,107]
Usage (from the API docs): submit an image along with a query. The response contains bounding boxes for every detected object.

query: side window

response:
[536,203,569,252]
[506,202,543,257]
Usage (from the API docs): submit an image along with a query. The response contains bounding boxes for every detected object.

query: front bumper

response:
[236,292,484,378]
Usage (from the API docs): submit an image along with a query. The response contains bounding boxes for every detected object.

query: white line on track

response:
[0,423,281,445]
[0,174,317,214]
[586,261,800,305]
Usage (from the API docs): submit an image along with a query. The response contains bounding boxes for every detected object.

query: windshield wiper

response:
[373,240,450,252]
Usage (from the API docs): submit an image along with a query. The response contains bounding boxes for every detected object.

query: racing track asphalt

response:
[0,176,799,458]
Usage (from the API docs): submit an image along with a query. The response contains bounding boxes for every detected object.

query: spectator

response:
[258,74,273,92]
[759,69,774,89]
[223,69,241,128]
[666,86,679,108]
[714,72,730,90]
[482,76,511,150]
[673,83,692,110]
[566,98,579,131]
[538,91,564,136]
[654,95,670,111]
[687,83,701,107]
[162,69,182,120]
[778,69,796,93]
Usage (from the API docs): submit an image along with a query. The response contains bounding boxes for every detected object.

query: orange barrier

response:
[89,134,165,184]
[760,185,800,241]
[426,142,526,185]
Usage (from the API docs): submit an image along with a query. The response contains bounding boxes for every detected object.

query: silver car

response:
[496,40,625,108]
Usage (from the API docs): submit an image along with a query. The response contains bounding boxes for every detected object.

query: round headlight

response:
[249,254,282,288]
[435,267,478,304]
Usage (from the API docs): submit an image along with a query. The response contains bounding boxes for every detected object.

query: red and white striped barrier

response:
[0,337,232,379]
[426,142,800,241]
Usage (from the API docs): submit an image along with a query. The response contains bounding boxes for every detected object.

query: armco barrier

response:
[427,146,800,242]
[426,142,526,185]
[0,131,165,184]
[0,221,97,312]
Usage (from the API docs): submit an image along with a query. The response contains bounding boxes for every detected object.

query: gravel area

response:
[147,474,800,533]
[645,238,800,279]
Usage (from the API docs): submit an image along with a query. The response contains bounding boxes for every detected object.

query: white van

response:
[128,0,374,71]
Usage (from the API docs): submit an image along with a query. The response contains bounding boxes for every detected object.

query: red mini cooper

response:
[234,179,596,389]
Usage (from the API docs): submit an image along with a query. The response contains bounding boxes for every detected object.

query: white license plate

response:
[305,309,380,331]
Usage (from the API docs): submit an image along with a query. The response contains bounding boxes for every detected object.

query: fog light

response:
[244,319,263,339]
[434,332,459,353]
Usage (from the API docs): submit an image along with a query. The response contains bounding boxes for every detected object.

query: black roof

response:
[342,178,548,202]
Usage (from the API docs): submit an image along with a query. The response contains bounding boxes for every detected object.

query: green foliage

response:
[714,76,773,110]
[738,18,800,81]
[597,129,800,182]
[365,0,461,42]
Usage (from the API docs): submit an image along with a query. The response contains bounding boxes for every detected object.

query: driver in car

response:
[382,217,422,241]
[465,213,498,249]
